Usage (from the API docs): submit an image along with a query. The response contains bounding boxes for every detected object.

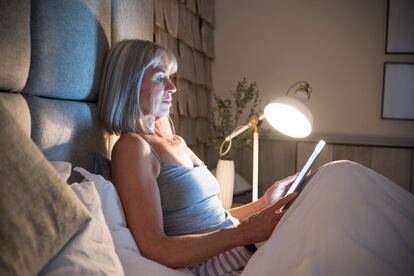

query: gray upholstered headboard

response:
[0,0,153,181]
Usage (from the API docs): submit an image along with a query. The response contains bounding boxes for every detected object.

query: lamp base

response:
[215,159,235,210]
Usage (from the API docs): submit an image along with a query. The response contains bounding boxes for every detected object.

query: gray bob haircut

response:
[98,40,177,135]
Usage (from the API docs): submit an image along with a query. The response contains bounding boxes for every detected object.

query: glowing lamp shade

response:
[264,96,313,138]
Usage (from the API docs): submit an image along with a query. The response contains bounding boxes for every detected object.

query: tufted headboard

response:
[0,0,153,182]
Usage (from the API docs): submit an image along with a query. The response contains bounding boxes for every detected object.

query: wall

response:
[154,0,215,161]
[214,0,414,146]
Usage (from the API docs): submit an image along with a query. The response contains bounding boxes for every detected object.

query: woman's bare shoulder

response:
[112,133,150,159]
[112,132,160,178]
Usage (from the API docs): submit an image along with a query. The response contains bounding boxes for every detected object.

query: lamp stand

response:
[252,128,259,202]
[219,114,265,203]
[248,115,260,202]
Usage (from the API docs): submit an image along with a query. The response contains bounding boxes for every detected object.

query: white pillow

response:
[50,161,72,183]
[74,167,192,276]
[40,180,124,275]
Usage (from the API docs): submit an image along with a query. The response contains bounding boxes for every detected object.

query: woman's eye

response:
[154,74,166,83]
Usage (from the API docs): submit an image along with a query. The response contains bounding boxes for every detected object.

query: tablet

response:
[284,140,326,208]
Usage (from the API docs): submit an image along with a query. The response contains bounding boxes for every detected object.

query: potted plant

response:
[209,77,265,208]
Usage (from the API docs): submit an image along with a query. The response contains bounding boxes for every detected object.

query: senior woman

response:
[98,40,414,276]
[98,39,297,274]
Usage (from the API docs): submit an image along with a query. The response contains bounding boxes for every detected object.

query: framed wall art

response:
[385,0,414,54]
[382,62,414,120]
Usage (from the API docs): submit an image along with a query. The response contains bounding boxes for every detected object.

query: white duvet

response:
[242,160,414,276]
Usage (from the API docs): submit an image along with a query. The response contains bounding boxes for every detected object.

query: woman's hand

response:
[260,174,298,209]
[237,193,298,245]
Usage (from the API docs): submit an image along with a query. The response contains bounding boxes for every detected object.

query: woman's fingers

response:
[281,173,298,184]
[279,173,299,196]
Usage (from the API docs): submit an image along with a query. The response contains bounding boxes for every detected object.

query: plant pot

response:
[215,159,235,210]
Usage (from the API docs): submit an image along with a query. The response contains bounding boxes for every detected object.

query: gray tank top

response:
[148,145,238,235]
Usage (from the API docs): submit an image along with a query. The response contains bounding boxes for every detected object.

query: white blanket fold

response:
[242,160,414,276]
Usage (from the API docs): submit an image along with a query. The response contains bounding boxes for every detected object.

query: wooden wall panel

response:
[164,0,179,37]
[193,51,207,85]
[235,139,414,199]
[154,0,214,170]
[196,86,209,117]
[197,0,215,26]
[154,0,164,29]
[175,79,189,116]
[195,118,209,144]
[412,150,414,193]
[186,0,197,14]
[177,42,196,82]
[259,139,296,192]
[371,147,411,191]
[201,21,214,58]
[204,58,213,89]
[177,4,193,46]
[234,147,253,189]
[332,145,371,168]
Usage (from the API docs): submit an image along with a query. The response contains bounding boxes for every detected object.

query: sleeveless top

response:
[147,143,253,275]
[148,145,238,235]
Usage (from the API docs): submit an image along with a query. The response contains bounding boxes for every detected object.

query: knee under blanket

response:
[242,160,414,276]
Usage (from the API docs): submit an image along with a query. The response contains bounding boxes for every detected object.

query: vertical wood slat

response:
[154,0,164,29]
[234,147,253,189]
[332,145,371,168]
[197,0,215,26]
[163,0,179,37]
[195,118,209,144]
[296,142,333,171]
[178,4,194,48]
[170,114,180,137]
[179,117,196,146]
[186,0,197,14]
[259,140,296,192]
[170,85,179,116]
[186,82,198,117]
[196,86,209,117]
[201,21,214,58]
[206,144,219,170]
[193,51,207,85]
[412,149,414,193]
[204,58,213,90]
[191,12,202,51]
[178,42,196,83]
[176,79,189,116]
[371,147,412,191]
[155,26,179,61]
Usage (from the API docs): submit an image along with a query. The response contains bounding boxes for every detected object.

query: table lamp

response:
[219,81,314,202]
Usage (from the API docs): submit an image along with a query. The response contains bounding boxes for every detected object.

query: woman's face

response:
[140,53,177,118]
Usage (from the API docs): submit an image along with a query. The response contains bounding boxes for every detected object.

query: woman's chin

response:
[156,110,170,118]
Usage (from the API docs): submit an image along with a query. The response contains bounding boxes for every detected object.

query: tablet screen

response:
[286,140,326,196]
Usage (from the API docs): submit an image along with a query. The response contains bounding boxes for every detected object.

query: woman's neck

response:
[142,115,157,133]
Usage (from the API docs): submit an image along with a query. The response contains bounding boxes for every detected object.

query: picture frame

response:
[382,62,414,120]
[385,0,414,54]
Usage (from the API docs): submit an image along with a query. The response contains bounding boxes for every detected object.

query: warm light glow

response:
[264,99,313,138]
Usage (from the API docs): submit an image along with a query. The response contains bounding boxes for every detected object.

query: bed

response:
[0,0,189,274]
[1,1,414,275]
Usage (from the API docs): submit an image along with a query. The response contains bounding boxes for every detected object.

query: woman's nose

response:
[166,78,177,94]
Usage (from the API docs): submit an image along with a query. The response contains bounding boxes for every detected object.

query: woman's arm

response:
[112,134,296,268]
[229,199,266,222]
